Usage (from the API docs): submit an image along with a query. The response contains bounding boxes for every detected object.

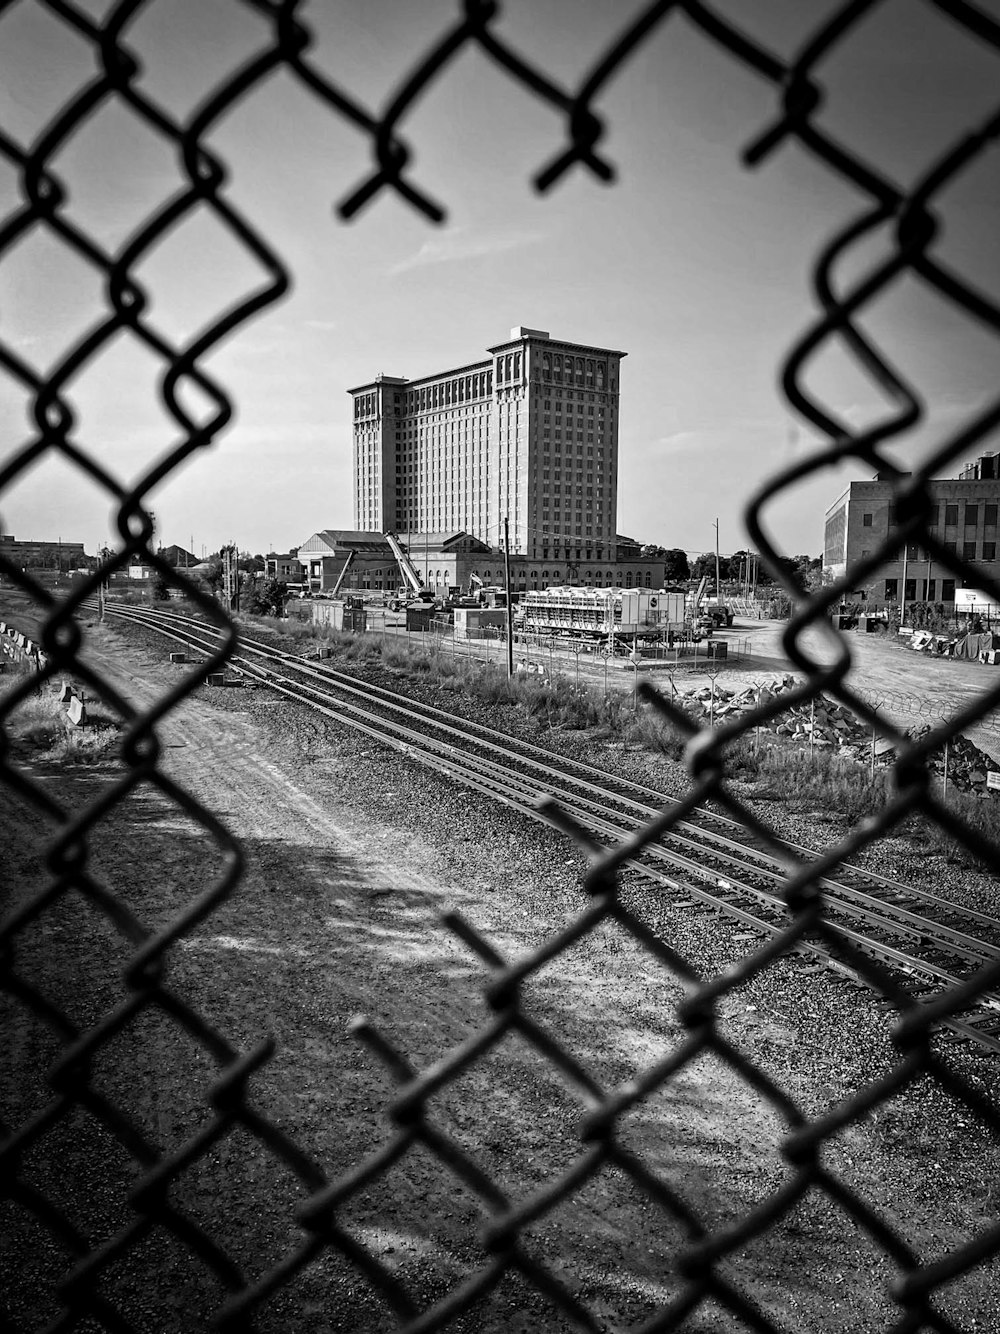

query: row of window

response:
[885,579,956,601]
[863,503,999,528]
[538,352,609,391]
[862,542,997,562]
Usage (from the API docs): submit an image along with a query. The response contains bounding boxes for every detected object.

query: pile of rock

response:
[672,676,1000,793]
[904,724,1000,794]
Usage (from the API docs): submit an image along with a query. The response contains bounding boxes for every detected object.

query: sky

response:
[1,0,998,562]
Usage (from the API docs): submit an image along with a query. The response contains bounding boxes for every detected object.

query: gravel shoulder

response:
[2,615,999,1333]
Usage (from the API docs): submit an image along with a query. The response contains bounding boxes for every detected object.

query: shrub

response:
[2,683,120,762]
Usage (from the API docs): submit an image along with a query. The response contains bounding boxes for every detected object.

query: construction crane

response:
[330,549,356,597]
[383,531,426,597]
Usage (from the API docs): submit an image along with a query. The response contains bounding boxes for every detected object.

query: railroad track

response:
[25,598,1000,1052]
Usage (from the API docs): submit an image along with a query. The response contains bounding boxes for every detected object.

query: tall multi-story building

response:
[349,327,626,566]
[823,453,1000,603]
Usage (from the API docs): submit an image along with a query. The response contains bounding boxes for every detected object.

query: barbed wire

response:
[2,2,1000,1331]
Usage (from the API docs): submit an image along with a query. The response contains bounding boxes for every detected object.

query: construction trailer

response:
[453,608,507,641]
[517,587,687,644]
[311,597,366,632]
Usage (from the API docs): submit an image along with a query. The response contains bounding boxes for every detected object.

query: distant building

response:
[349,326,624,564]
[297,530,401,595]
[264,550,301,581]
[824,453,1000,603]
[0,534,88,571]
[157,544,198,568]
[296,527,665,597]
[297,529,491,596]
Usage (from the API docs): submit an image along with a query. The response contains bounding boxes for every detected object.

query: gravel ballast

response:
[2,614,999,1333]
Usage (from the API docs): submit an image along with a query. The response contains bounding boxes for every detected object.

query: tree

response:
[770,553,823,594]
[662,548,690,581]
[198,559,224,595]
[690,553,716,582]
[152,571,171,601]
[243,577,288,616]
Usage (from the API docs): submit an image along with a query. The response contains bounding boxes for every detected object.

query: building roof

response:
[487,333,627,358]
[158,544,198,567]
[298,529,391,554]
[394,531,492,553]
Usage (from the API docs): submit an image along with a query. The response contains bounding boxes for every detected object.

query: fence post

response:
[810,696,815,759]
[943,737,949,799]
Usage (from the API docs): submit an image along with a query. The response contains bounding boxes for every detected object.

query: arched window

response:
[626,570,633,587]
[553,354,562,382]
[513,352,521,379]
[575,357,584,385]
[596,362,605,389]
[542,352,551,377]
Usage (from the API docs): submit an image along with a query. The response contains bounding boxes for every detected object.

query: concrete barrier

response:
[169,652,186,663]
[66,695,87,727]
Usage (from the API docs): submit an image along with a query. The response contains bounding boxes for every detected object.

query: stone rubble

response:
[673,675,1000,794]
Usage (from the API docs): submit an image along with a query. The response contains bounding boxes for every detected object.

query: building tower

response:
[348,328,626,564]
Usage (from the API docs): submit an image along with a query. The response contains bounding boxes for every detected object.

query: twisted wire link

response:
[2,1,1000,1332]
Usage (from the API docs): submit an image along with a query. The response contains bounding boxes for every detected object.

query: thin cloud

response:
[652,430,702,450]
[387,227,543,277]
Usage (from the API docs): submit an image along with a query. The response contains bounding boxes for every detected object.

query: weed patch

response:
[1,682,121,763]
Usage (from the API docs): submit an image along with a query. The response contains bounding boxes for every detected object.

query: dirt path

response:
[3,616,999,1333]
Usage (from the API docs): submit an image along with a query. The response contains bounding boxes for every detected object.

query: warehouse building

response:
[823,453,1000,603]
[0,534,88,571]
[295,528,665,597]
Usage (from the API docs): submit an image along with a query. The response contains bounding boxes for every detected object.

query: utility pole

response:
[713,518,721,598]
[98,545,110,621]
[503,516,514,679]
[900,543,909,627]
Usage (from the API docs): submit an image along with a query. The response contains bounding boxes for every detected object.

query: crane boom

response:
[383,532,425,596]
[330,549,355,597]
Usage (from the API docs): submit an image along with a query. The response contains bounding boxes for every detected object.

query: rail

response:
[3,4,1000,1331]
[100,603,1000,1053]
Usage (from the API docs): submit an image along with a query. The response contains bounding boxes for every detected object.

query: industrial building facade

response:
[0,534,88,571]
[824,453,1000,603]
[294,529,665,597]
[349,327,625,568]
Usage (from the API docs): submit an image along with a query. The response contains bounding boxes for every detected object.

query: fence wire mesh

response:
[2,1,1000,1331]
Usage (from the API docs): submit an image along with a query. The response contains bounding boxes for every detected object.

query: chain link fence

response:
[3,2,1000,1330]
